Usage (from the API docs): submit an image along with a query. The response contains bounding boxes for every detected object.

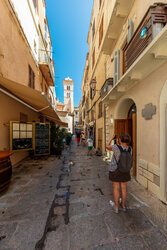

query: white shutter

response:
[113,50,120,85]
[127,19,134,43]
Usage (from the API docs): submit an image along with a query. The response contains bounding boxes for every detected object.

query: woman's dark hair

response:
[120,134,131,144]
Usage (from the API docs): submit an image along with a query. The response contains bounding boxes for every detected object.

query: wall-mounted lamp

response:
[90,78,96,89]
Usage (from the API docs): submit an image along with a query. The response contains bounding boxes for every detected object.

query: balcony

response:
[100,78,113,99]
[124,4,167,71]
[102,24,167,104]
[101,0,135,55]
[39,50,55,86]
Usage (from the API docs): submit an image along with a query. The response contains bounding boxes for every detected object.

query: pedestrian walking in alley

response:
[106,134,132,214]
[87,135,94,156]
[81,132,86,146]
[75,129,81,146]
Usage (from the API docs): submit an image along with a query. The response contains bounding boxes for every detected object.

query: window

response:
[28,65,35,89]
[113,50,120,84]
[34,40,37,54]
[67,93,70,98]
[49,43,52,59]
[45,85,48,95]
[44,21,48,42]
[99,15,104,47]
[127,19,134,43]
[92,48,95,69]
[33,0,38,11]
[90,86,95,100]
[40,82,43,92]
[99,0,102,9]
[67,86,70,90]
[92,19,95,40]
[98,102,103,118]
[91,110,94,121]
[153,23,164,39]
[83,110,85,119]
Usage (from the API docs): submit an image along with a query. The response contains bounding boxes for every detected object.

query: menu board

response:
[34,123,50,155]
[10,122,33,151]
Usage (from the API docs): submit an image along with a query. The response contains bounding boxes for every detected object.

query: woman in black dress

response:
[106,134,132,214]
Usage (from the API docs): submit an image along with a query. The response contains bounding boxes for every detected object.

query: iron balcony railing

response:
[100,78,113,99]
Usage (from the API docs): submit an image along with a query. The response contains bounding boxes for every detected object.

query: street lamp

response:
[90,78,100,92]
[90,78,96,89]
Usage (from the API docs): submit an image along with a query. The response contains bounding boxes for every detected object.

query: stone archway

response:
[114,97,137,176]
[114,98,135,119]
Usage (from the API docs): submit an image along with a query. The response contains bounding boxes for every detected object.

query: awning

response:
[0,76,68,127]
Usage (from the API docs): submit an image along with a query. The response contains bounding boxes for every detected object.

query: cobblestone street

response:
[0,139,167,250]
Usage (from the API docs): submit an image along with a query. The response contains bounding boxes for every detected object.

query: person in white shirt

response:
[87,136,93,156]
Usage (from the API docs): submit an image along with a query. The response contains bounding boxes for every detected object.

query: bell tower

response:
[63,76,74,113]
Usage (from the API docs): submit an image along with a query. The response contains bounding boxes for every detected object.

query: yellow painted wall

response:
[0,0,40,90]
[0,92,40,165]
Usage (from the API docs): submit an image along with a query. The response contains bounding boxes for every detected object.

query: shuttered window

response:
[28,65,35,89]
[45,85,48,95]
[99,15,104,47]
[98,101,103,118]
[92,20,95,40]
[92,48,95,69]
[113,50,120,85]
[99,0,102,9]
[33,0,38,11]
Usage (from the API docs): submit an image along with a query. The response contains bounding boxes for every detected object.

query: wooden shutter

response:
[92,48,95,69]
[28,65,31,87]
[99,15,103,47]
[98,101,102,118]
[98,128,103,151]
[127,19,134,43]
[32,71,35,89]
[113,50,120,85]
[92,20,95,40]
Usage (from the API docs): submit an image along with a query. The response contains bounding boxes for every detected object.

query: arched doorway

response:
[114,98,137,177]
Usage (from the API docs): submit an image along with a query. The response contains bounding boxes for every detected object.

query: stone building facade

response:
[0,0,64,165]
[80,0,167,203]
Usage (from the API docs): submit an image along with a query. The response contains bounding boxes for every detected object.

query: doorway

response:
[114,99,137,177]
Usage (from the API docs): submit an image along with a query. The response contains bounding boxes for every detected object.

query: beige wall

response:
[105,62,167,201]
[0,92,40,165]
[0,0,41,91]
[80,0,167,201]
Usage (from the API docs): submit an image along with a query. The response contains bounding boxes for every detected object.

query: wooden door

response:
[132,113,137,176]
[114,118,136,177]
[114,119,131,138]
[98,128,103,151]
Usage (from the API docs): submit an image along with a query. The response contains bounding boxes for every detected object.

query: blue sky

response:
[45,0,93,107]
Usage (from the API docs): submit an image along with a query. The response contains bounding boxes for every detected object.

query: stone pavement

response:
[0,140,167,249]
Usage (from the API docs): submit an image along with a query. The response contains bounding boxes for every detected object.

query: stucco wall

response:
[0,0,40,89]
[106,62,167,200]
[0,92,40,165]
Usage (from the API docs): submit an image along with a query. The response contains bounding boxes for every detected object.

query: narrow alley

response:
[0,139,167,250]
